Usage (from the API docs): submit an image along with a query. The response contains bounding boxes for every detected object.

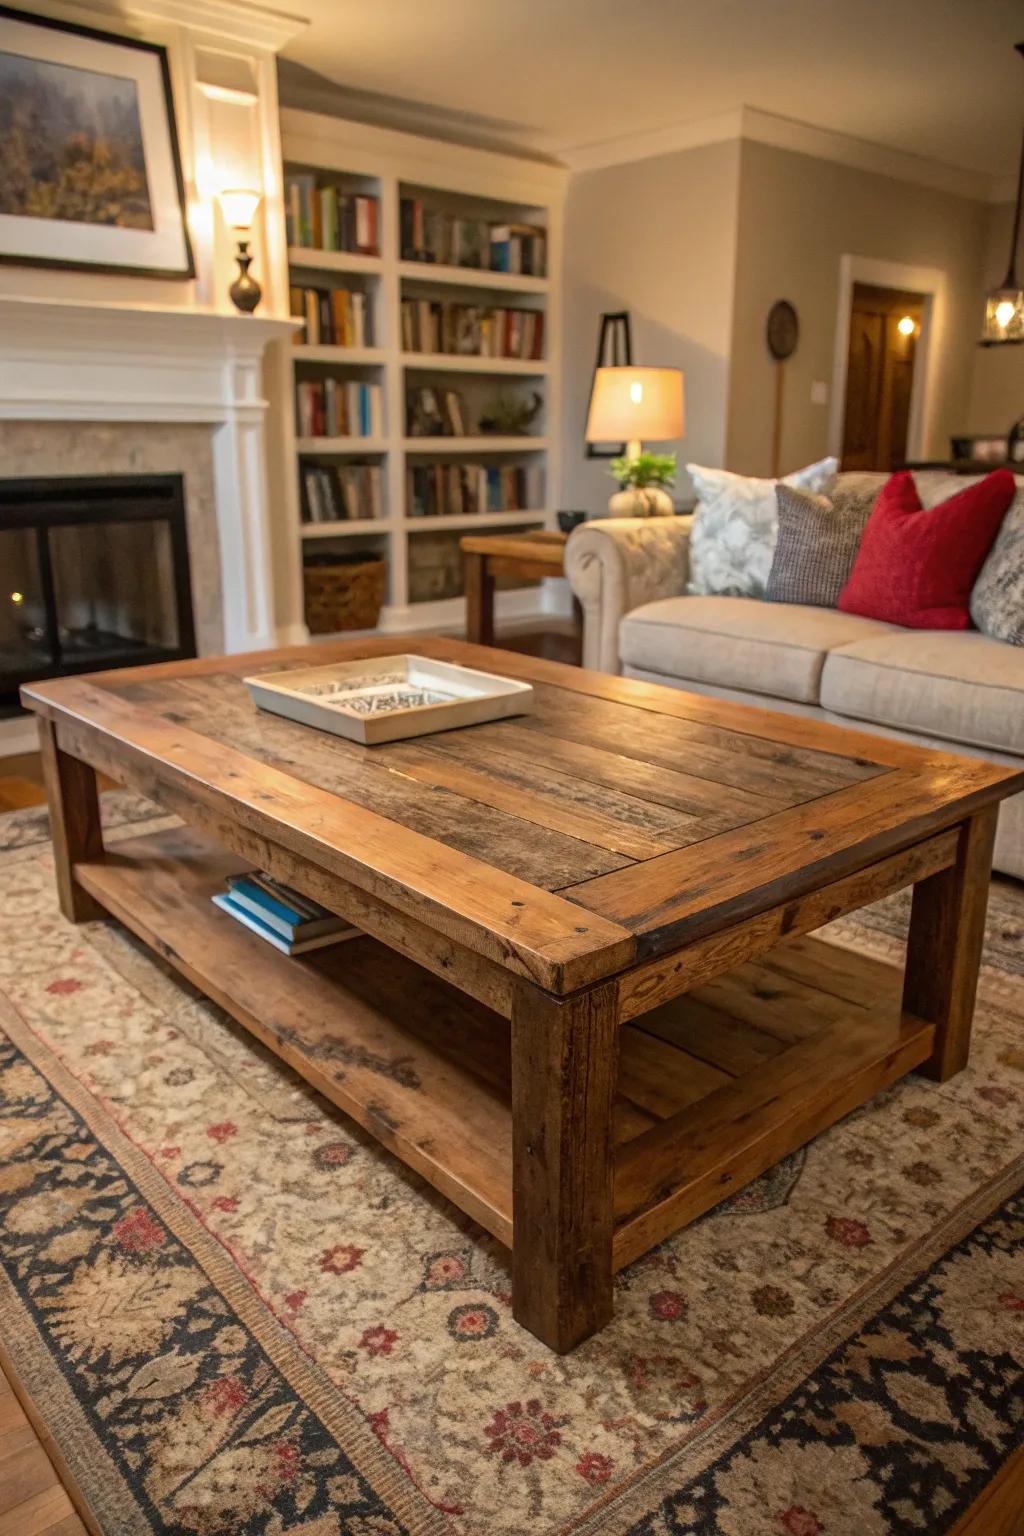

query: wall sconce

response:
[218,188,262,314]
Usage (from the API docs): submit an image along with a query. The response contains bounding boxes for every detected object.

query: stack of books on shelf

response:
[295,379,382,439]
[400,300,544,360]
[285,175,379,254]
[213,873,359,956]
[400,198,546,276]
[301,462,383,523]
[406,463,540,518]
[406,385,468,437]
[489,223,546,276]
[290,286,373,347]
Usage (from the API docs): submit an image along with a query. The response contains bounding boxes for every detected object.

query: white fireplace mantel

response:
[0,294,298,657]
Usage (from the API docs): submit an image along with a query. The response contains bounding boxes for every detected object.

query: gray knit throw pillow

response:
[766,482,876,608]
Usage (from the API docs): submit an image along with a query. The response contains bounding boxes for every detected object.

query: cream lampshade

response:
[585,366,685,459]
[586,366,685,517]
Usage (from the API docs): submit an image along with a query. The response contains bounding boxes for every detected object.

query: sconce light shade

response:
[218,187,261,230]
[585,366,685,443]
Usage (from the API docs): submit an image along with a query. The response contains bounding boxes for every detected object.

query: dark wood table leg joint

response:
[510,977,619,1351]
[903,805,998,1082]
[38,717,106,923]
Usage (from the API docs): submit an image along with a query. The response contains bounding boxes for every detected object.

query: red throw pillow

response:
[837,469,1015,629]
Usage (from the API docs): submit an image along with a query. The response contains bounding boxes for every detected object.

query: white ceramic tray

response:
[244,654,534,745]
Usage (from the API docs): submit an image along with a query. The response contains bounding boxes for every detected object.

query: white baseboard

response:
[0,714,40,758]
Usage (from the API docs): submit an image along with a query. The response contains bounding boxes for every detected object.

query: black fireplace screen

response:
[0,474,196,714]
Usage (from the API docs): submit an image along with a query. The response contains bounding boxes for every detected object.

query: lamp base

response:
[229,240,262,314]
[608,486,674,518]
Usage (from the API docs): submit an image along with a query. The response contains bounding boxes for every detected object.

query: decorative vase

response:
[608,485,674,518]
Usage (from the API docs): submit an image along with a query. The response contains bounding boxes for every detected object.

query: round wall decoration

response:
[766,299,799,360]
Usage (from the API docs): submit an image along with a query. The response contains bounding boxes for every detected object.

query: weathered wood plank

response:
[433,719,777,829]
[615,830,958,1019]
[904,807,998,1082]
[37,718,104,923]
[613,982,932,1268]
[566,764,1020,954]
[523,689,880,803]
[26,681,637,993]
[74,826,518,1244]
[121,674,635,891]
[631,995,788,1077]
[511,979,618,1352]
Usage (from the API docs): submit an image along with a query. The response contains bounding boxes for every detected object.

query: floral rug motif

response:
[0,794,1022,1535]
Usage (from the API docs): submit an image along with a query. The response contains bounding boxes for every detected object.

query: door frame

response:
[828,255,945,464]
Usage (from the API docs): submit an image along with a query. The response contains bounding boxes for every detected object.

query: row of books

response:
[406,463,540,519]
[301,462,384,524]
[406,385,467,437]
[286,176,379,254]
[400,199,546,276]
[295,380,382,440]
[290,286,373,348]
[400,300,544,360]
[213,873,358,956]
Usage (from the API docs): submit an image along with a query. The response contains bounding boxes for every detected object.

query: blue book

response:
[212,893,355,955]
[226,875,349,940]
[226,876,305,936]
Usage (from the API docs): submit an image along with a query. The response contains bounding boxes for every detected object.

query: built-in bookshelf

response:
[278,109,566,635]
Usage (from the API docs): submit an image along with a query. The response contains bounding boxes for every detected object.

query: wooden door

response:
[841,284,924,471]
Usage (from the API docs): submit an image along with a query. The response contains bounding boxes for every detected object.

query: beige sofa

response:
[565,511,1024,880]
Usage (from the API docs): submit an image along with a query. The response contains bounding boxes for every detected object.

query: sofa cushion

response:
[821,630,1024,756]
[686,457,837,599]
[838,469,1016,629]
[766,479,878,608]
[971,481,1024,644]
[619,596,896,705]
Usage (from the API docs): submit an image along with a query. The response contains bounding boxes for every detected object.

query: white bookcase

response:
[277,108,567,636]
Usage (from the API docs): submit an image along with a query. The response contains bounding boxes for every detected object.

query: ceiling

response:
[281,0,1024,178]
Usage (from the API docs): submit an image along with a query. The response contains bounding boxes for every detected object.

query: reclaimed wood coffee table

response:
[23,638,1023,1352]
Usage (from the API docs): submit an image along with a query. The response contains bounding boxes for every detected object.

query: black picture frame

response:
[585,310,633,458]
[0,4,195,279]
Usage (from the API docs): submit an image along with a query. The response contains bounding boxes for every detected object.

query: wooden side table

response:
[460,529,571,646]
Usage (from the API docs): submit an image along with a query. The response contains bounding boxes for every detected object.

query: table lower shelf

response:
[74,827,934,1270]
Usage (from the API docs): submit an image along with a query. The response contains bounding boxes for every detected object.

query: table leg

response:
[903,806,997,1081]
[510,979,618,1351]
[464,552,495,646]
[38,717,104,923]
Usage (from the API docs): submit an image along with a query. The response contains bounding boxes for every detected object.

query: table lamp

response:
[585,365,685,515]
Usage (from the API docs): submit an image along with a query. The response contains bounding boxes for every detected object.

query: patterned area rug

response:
[0,794,1022,1536]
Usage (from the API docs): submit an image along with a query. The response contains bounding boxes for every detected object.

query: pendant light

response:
[981,42,1024,345]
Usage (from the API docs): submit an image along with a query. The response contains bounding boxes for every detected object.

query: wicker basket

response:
[303,552,386,633]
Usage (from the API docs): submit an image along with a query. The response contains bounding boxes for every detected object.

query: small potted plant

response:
[607,451,676,517]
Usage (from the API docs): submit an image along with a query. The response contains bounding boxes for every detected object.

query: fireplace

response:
[0,474,196,715]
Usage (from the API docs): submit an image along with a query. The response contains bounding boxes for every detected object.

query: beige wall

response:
[966,200,1024,435]
[561,138,741,511]
[725,140,990,475]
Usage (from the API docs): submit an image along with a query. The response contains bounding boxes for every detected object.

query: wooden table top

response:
[23,636,1024,993]
[459,529,567,566]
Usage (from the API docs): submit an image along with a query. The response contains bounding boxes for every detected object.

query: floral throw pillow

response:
[687,457,838,597]
[968,479,1024,645]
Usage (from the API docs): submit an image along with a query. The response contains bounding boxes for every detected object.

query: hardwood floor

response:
[0,1363,86,1535]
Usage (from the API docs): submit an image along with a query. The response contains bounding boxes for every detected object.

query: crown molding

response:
[49,0,308,51]
[557,109,744,174]
[558,104,1009,204]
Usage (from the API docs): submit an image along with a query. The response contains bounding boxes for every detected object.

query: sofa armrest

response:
[565,516,693,673]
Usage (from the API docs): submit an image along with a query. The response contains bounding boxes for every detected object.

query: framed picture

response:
[0,4,194,278]
[585,310,633,458]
